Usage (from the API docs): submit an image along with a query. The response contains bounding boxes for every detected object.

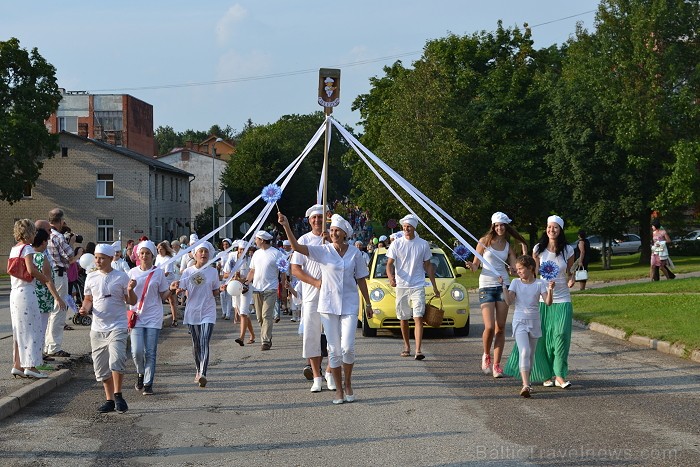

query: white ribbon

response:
[329,117,500,275]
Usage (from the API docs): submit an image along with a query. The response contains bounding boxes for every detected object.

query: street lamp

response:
[212,137,224,236]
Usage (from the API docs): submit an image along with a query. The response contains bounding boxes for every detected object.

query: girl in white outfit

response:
[501,255,553,398]
[156,241,179,326]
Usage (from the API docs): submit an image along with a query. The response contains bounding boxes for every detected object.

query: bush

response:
[669,241,700,257]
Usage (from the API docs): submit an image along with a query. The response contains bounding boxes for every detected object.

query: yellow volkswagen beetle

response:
[358,246,470,337]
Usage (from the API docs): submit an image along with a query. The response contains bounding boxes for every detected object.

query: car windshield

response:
[373,252,454,279]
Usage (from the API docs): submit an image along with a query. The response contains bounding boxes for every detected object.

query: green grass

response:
[586,254,700,282]
[572,277,700,351]
[577,277,700,294]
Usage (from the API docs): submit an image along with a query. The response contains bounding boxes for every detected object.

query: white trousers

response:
[301,298,321,359]
[45,273,68,354]
[320,313,356,368]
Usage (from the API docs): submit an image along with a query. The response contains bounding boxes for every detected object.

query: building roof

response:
[60,131,193,177]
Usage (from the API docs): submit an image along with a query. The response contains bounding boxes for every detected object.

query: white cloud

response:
[216,4,247,45]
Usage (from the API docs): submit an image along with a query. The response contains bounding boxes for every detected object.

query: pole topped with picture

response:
[318,68,340,116]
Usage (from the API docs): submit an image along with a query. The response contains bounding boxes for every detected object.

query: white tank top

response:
[479,242,510,288]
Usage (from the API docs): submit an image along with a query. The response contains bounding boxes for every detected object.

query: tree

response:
[351,23,559,244]
[221,112,352,225]
[548,0,700,265]
[0,38,61,203]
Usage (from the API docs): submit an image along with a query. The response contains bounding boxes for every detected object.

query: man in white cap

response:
[244,231,284,351]
[386,214,440,360]
[79,243,137,413]
[290,204,333,392]
[355,240,370,267]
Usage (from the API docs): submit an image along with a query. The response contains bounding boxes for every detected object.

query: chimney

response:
[185,140,192,149]
[78,123,88,137]
[193,143,200,152]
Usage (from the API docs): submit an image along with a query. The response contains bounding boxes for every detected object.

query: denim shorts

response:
[478,286,504,304]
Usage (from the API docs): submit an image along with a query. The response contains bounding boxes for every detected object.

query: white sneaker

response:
[310,377,323,392]
[325,372,336,391]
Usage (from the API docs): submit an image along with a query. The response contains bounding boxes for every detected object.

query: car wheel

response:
[362,310,377,337]
[454,315,470,337]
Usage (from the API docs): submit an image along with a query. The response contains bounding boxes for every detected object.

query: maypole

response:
[317,68,341,229]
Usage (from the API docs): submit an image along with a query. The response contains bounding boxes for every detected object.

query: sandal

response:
[247,338,255,344]
[64,325,74,331]
[171,321,178,327]
[400,350,411,357]
[414,353,425,361]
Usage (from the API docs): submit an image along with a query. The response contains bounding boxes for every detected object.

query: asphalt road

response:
[0,289,699,466]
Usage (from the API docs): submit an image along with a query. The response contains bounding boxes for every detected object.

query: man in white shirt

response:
[386,214,440,360]
[245,231,283,351]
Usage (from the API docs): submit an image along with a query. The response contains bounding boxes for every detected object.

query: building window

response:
[96,174,114,198]
[58,116,78,133]
[97,219,114,242]
[61,147,68,157]
[22,182,32,198]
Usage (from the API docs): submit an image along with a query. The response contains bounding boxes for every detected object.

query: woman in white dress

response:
[228,242,256,345]
[8,219,53,379]
[278,212,371,405]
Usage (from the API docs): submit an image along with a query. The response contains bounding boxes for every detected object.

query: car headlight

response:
[451,287,465,302]
[370,288,385,302]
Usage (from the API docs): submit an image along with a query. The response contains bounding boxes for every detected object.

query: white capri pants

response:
[301,298,321,359]
[320,313,356,369]
[233,289,253,316]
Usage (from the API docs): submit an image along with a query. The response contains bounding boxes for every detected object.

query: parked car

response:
[358,247,470,337]
[673,229,700,243]
[573,234,642,255]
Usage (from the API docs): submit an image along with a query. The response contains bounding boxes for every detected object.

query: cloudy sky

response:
[3,1,599,135]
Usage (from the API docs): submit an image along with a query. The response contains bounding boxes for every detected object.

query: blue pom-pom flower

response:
[276,257,290,273]
[452,244,471,262]
[539,261,560,281]
[261,184,282,204]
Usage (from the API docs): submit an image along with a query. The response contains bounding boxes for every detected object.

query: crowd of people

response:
[7,204,678,411]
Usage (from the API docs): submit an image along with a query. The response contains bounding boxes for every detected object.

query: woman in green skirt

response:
[504,215,575,388]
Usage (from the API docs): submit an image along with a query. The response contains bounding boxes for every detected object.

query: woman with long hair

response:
[465,212,527,378]
[650,219,675,281]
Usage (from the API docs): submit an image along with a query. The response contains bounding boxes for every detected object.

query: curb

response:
[577,320,700,363]
[0,369,72,422]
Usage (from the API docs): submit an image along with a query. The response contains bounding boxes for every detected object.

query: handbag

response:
[575,264,588,281]
[423,296,444,328]
[7,244,33,282]
[128,268,156,329]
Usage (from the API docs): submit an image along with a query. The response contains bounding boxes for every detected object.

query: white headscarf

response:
[547,215,565,229]
[330,214,353,237]
[95,244,115,257]
[137,240,157,257]
[399,214,419,228]
[194,241,215,259]
[255,231,273,241]
[305,204,324,218]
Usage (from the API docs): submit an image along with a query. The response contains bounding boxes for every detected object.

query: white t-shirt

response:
[128,266,170,329]
[84,269,130,332]
[479,243,511,288]
[386,236,432,288]
[509,278,548,319]
[155,254,178,283]
[111,258,131,274]
[534,244,574,303]
[250,247,283,292]
[9,243,35,289]
[180,265,219,325]
[291,232,323,304]
[307,244,369,316]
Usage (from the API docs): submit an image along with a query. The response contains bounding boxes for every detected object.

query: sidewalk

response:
[0,276,175,420]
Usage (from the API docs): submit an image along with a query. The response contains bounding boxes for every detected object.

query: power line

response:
[89,10,596,93]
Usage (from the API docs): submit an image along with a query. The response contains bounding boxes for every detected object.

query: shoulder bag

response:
[7,244,33,282]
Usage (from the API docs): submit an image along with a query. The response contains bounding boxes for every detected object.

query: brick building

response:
[45,89,156,157]
[0,132,192,272]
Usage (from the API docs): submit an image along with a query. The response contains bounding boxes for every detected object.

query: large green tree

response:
[549,0,700,264]
[0,38,61,203]
[221,112,352,226]
[351,23,560,244]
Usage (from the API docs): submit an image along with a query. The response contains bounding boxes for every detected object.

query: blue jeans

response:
[130,327,160,386]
